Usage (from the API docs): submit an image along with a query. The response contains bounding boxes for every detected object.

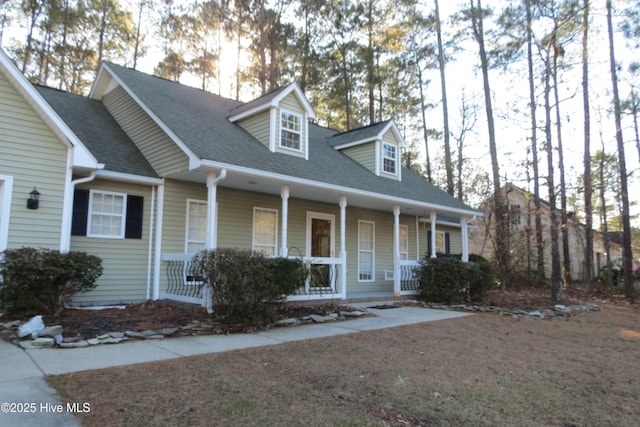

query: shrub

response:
[417,257,469,304]
[467,254,495,300]
[193,249,303,327]
[417,254,495,304]
[0,247,103,316]
[266,257,305,296]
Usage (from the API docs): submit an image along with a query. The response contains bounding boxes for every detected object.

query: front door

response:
[307,212,335,290]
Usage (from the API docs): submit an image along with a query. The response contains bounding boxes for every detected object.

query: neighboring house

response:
[468,183,623,282]
[0,49,480,307]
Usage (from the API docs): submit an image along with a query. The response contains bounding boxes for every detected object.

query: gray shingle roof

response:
[35,85,158,178]
[227,84,291,118]
[101,63,477,214]
[326,120,393,147]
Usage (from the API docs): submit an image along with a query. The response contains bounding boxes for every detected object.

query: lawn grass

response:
[47,305,640,426]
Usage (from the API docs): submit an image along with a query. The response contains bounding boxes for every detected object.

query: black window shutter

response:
[427,231,432,255]
[71,189,90,236]
[445,233,451,254]
[125,195,144,239]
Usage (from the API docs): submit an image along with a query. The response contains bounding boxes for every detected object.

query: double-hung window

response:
[186,200,207,253]
[382,143,397,175]
[280,111,301,150]
[87,190,127,238]
[428,230,450,255]
[358,220,375,281]
[399,225,409,260]
[253,208,277,256]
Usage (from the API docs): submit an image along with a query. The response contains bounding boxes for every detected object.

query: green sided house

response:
[0,48,480,308]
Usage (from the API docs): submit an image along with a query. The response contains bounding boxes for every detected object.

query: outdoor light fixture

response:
[27,187,40,210]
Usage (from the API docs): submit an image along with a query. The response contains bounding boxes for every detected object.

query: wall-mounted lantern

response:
[27,187,40,210]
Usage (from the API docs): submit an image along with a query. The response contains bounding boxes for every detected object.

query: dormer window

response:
[280,111,301,150]
[382,142,397,174]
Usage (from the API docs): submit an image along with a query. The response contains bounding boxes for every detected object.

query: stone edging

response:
[422,303,601,319]
[0,309,368,349]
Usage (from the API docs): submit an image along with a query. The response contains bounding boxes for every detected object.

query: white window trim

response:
[87,190,127,239]
[399,224,409,260]
[252,207,278,256]
[279,109,303,152]
[185,199,207,254]
[382,142,398,176]
[358,220,375,282]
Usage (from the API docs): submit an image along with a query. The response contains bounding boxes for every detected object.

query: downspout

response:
[339,196,347,299]
[60,165,97,252]
[203,170,226,313]
[462,215,477,263]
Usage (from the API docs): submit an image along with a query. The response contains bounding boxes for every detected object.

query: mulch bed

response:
[33,301,337,339]
[2,284,635,342]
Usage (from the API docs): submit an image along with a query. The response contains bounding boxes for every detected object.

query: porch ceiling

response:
[170,168,463,219]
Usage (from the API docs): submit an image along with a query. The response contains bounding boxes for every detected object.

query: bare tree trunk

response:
[417,65,432,182]
[133,0,144,70]
[544,50,563,303]
[366,0,375,125]
[526,0,545,281]
[435,0,453,195]
[235,34,242,101]
[582,0,594,285]
[257,3,267,95]
[470,0,508,286]
[552,48,571,285]
[455,92,476,201]
[21,1,44,74]
[606,0,634,298]
[598,139,611,266]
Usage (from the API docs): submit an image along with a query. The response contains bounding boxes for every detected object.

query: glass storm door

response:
[307,213,335,290]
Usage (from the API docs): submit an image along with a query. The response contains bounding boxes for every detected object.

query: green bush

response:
[467,254,495,300]
[0,247,103,316]
[193,249,303,327]
[266,257,305,296]
[417,254,495,304]
[418,257,469,304]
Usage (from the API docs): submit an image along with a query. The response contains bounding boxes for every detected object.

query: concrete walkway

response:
[0,305,470,426]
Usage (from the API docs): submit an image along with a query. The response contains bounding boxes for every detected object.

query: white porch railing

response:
[160,253,207,306]
[287,256,346,301]
[399,260,421,294]
[161,253,347,305]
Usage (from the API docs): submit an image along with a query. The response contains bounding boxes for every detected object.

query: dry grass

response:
[48,305,640,427]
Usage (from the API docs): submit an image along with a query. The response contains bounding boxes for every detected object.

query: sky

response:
[3,0,638,223]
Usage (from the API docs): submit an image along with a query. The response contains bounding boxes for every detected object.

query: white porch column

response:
[339,196,347,299]
[461,217,469,262]
[206,170,226,249]
[393,205,401,296]
[152,183,165,300]
[430,211,437,258]
[280,185,289,257]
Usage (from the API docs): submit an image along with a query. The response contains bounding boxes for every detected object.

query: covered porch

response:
[155,167,476,308]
